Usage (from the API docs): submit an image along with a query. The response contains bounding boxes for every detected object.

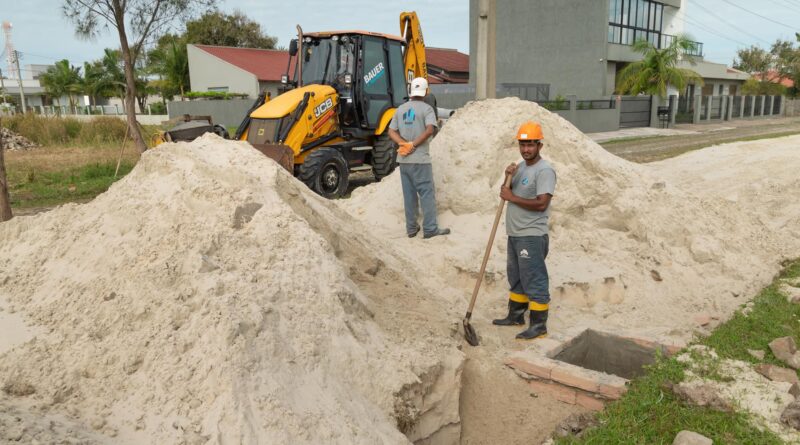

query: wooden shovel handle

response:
[466,173,513,317]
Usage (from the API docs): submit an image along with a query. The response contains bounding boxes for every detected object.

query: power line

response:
[718,0,799,30]
[680,14,750,47]
[691,1,772,45]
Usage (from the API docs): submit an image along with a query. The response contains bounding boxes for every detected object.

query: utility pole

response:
[475,0,496,100]
[12,51,25,113]
[0,68,6,104]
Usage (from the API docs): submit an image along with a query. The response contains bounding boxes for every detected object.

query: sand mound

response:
[343,97,800,344]
[0,127,39,151]
[0,134,463,444]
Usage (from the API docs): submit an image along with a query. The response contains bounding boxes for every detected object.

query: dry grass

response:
[6,143,140,174]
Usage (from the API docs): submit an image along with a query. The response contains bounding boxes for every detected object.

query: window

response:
[608,0,664,47]
[361,37,391,126]
[387,41,408,107]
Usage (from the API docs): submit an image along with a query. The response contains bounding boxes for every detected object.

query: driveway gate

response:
[620,96,652,128]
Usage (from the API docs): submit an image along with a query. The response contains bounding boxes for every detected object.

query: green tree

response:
[734,39,800,98]
[39,59,83,109]
[733,45,772,73]
[63,0,217,153]
[148,34,190,100]
[184,10,277,48]
[616,35,704,98]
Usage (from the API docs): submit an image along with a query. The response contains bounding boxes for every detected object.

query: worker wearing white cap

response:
[388,77,450,239]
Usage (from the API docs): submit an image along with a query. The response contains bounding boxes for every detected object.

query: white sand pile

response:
[343,97,800,344]
[0,134,463,444]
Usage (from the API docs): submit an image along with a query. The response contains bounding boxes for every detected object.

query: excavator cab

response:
[236,12,428,198]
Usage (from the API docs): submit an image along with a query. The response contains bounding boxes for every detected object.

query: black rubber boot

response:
[516,309,548,340]
[492,300,528,326]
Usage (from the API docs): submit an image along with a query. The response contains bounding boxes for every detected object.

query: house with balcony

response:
[469,0,749,100]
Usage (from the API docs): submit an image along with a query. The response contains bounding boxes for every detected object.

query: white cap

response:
[409,77,428,97]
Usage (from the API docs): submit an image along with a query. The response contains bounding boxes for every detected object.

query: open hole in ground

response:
[551,329,668,380]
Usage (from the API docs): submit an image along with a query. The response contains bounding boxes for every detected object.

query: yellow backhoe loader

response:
[232,12,430,198]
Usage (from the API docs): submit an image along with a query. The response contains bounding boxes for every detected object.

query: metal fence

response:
[577,99,616,110]
[497,83,550,102]
[710,96,723,120]
[773,96,782,115]
[676,95,694,123]
[754,96,763,116]
[537,100,570,111]
[744,96,753,116]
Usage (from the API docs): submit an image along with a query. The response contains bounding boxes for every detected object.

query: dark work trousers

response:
[507,235,550,306]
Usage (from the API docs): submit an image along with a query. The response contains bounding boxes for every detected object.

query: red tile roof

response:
[426,47,469,73]
[194,44,470,84]
[194,45,290,82]
[753,70,794,88]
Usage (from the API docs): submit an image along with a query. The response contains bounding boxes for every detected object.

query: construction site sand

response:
[1,97,799,444]
[343,97,800,347]
[0,135,464,444]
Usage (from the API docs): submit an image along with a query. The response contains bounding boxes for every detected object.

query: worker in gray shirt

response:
[493,121,556,340]
[388,77,450,239]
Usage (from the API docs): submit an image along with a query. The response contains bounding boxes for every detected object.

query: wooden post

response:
[0,118,13,221]
[114,124,130,179]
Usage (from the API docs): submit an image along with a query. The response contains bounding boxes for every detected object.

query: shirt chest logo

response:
[521,177,530,186]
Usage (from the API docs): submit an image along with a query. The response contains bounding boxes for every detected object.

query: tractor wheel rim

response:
[322,166,339,193]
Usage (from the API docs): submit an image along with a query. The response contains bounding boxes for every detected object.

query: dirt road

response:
[602,117,800,163]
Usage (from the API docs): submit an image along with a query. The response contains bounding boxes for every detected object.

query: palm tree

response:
[616,35,704,99]
[39,60,83,109]
[148,36,189,101]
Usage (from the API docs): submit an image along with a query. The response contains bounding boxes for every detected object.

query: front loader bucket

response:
[252,143,295,173]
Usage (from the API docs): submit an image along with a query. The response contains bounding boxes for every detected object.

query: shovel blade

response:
[463,318,480,346]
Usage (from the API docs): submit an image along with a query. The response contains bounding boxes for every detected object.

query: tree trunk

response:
[0,120,13,221]
[113,1,147,154]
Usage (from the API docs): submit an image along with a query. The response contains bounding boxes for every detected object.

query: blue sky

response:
[1,0,798,77]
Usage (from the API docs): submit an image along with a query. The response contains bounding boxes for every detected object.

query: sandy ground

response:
[1,99,799,444]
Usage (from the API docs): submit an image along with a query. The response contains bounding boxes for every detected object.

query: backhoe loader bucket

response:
[252,143,295,173]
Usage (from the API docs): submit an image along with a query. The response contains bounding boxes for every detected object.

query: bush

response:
[149,102,167,114]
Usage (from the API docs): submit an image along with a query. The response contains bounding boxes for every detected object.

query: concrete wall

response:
[167,99,254,128]
[187,45,260,98]
[470,0,610,99]
[785,99,800,117]
[70,114,169,126]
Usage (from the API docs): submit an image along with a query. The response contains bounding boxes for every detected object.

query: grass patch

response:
[557,258,800,444]
[1,114,162,148]
[8,161,134,208]
[600,135,672,145]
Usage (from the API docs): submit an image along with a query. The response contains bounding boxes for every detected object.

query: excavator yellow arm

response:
[400,11,427,83]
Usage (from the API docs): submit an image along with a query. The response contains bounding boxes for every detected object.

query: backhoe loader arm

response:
[400,11,427,83]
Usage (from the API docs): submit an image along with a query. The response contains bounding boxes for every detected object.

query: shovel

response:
[463,172,513,346]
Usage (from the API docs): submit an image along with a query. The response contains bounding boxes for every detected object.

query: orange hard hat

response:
[516,122,544,141]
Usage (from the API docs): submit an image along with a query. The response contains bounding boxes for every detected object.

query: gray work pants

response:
[399,163,439,236]
[507,235,550,305]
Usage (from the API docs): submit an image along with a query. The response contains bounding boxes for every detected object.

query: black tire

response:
[372,134,398,181]
[212,124,229,139]
[298,147,350,199]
